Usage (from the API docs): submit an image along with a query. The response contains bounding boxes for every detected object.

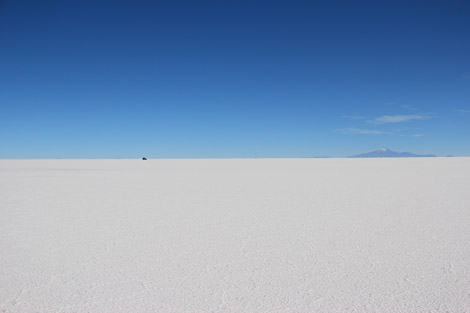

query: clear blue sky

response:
[1,0,469,158]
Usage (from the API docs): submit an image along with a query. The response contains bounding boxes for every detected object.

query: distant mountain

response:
[349,148,436,158]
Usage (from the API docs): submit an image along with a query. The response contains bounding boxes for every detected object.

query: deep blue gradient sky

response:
[1,0,469,158]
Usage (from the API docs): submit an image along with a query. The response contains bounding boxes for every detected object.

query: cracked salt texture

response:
[1,158,470,312]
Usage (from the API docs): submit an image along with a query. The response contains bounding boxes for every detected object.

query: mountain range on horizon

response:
[348,148,437,158]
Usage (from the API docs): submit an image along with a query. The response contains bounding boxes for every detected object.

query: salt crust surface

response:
[1,158,470,312]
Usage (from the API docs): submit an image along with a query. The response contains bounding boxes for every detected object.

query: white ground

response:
[1,158,470,313]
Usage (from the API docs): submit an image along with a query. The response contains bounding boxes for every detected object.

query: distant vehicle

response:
[142,157,147,160]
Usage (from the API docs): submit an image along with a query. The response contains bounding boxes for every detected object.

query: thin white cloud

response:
[369,114,430,124]
[457,109,470,113]
[401,105,417,110]
[337,128,392,135]
[411,134,423,137]
[342,115,368,119]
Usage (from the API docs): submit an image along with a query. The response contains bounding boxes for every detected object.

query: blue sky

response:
[1,0,469,158]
